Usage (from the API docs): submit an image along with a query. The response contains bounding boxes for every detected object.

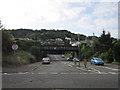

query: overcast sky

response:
[0,0,119,38]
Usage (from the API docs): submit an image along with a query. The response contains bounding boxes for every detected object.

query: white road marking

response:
[61,73,69,74]
[102,66,118,71]
[108,72,118,74]
[79,73,87,74]
[70,72,79,74]
[3,73,8,75]
[18,72,29,74]
[3,71,119,75]
[100,72,108,74]
[88,67,101,74]
[68,65,73,67]
[50,72,58,74]
[38,72,48,74]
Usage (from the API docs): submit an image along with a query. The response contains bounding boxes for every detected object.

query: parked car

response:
[73,58,79,62]
[42,57,50,64]
[90,57,104,65]
[67,57,74,61]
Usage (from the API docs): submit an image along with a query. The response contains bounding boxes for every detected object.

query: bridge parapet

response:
[40,46,78,51]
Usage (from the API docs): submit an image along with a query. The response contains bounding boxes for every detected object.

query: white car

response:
[73,58,79,62]
[42,57,50,64]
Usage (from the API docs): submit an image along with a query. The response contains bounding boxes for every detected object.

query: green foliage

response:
[113,40,120,62]
[98,31,112,52]
[80,43,94,60]
[10,29,86,42]
[112,61,120,65]
[2,51,36,67]
[2,30,14,54]
[0,20,3,29]
[98,48,113,63]
[16,40,41,52]
[65,52,74,57]
[16,50,36,63]
[30,46,41,61]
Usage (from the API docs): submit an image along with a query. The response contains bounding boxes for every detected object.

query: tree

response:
[113,40,120,62]
[0,20,3,30]
[2,30,14,54]
[30,46,41,61]
[98,30,112,52]
[79,43,94,60]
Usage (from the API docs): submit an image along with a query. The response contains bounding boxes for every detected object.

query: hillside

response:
[10,29,87,41]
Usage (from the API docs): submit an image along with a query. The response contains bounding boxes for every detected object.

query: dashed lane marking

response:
[61,61,119,75]
[102,66,118,71]
[88,67,101,74]
[50,72,58,74]
[38,72,48,74]
[70,72,79,74]
[2,71,119,75]
[61,72,69,74]
[100,72,108,74]
[108,72,118,74]
[18,72,29,74]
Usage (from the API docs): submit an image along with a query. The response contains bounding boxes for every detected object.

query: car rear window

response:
[42,58,50,60]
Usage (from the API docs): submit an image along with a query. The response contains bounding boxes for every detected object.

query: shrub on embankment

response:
[2,51,36,67]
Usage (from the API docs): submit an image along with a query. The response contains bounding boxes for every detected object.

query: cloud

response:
[0,0,118,38]
[0,0,86,29]
[73,2,118,37]
[92,2,118,18]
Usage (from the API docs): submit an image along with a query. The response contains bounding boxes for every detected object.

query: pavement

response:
[2,61,41,73]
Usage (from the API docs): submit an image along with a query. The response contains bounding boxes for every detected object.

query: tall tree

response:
[2,30,14,54]
[99,30,112,52]
[113,40,120,62]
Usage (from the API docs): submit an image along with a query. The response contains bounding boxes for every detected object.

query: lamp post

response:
[77,34,80,67]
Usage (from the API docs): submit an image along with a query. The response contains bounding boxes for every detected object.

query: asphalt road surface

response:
[2,55,119,89]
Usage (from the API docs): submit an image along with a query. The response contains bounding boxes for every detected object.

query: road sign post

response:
[12,43,18,67]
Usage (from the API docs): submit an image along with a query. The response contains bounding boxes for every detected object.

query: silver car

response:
[42,57,50,64]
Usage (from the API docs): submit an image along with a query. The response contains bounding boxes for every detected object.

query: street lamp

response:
[77,34,80,67]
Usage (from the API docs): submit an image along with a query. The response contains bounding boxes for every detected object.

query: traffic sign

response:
[12,44,18,50]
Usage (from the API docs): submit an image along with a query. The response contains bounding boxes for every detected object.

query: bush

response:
[99,48,113,63]
[112,61,120,65]
[16,51,36,63]
[113,40,120,62]
[30,46,41,61]
[16,40,41,52]
[2,51,36,67]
